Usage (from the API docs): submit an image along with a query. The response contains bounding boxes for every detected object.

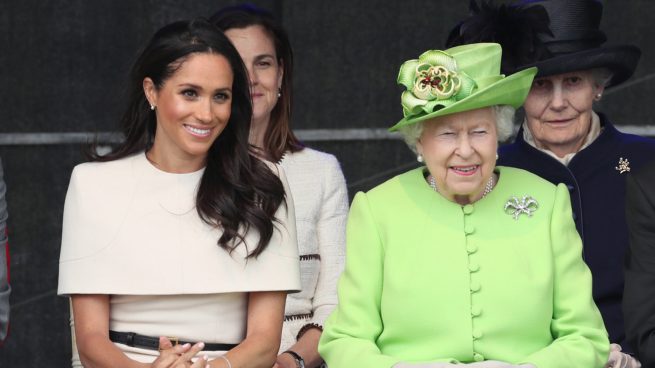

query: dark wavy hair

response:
[210,4,303,163]
[89,18,285,258]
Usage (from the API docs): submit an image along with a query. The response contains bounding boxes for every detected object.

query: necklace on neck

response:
[427,174,495,199]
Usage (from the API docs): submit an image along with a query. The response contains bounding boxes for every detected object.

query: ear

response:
[415,138,424,156]
[277,59,284,89]
[143,77,158,108]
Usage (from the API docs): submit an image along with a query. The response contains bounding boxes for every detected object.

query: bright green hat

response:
[389,43,537,131]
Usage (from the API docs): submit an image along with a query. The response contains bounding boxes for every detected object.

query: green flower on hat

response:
[398,50,477,120]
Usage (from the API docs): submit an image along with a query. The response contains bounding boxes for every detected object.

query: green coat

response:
[319,166,609,367]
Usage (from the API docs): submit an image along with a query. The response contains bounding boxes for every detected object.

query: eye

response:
[181,89,198,98]
[531,79,549,89]
[213,92,231,102]
[565,76,582,85]
[472,129,487,135]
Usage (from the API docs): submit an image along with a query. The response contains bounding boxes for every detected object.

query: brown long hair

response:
[211,4,304,162]
[88,19,285,258]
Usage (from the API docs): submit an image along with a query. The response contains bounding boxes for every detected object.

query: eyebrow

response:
[254,54,276,61]
[178,83,232,93]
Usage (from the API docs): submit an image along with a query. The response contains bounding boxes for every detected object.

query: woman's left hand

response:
[272,352,297,368]
[605,344,641,368]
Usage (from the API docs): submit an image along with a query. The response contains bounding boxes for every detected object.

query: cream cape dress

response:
[58,152,300,364]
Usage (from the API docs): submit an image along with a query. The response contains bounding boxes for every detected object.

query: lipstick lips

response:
[450,165,479,176]
[183,124,211,138]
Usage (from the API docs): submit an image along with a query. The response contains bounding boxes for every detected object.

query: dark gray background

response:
[1,1,654,366]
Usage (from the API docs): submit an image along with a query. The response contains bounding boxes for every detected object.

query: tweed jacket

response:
[624,158,655,367]
[0,158,8,342]
[498,113,655,350]
[319,166,608,368]
[279,148,348,350]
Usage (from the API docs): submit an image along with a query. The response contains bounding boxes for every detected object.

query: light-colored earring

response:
[150,104,156,111]
[277,88,282,98]
[417,154,424,163]
[496,153,499,160]
[595,93,602,101]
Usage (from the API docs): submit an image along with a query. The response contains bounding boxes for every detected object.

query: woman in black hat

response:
[447,1,655,367]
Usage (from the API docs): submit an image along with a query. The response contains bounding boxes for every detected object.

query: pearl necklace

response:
[428,174,495,198]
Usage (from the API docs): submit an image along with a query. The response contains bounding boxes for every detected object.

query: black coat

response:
[624,158,655,366]
[498,113,655,352]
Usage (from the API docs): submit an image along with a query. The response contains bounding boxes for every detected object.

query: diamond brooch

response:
[504,196,539,220]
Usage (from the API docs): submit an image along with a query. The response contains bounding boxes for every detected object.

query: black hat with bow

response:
[446,0,641,88]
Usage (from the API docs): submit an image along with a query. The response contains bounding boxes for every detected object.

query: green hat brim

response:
[389,66,537,131]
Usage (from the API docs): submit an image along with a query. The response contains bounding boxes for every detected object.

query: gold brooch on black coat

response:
[615,157,630,174]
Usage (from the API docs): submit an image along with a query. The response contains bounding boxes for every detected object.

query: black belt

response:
[109,330,238,351]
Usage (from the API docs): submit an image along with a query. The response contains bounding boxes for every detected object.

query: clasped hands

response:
[393,361,536,368]
[605,344,641,368]
[151,336,211,368]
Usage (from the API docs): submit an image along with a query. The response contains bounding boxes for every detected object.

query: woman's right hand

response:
[151,337,209,368]
[393,363,460,368]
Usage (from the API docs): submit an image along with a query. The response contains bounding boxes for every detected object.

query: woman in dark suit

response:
[624,158,655,368]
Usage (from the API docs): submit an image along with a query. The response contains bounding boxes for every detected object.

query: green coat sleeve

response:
[520,183,609,367]
[318,192,401,368]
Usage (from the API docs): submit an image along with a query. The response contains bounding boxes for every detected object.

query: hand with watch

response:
[284,350,305,368]
[273,349,305,368]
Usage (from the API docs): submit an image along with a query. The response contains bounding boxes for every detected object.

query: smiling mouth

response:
[184,124,211,137]
[546,117,576,124]
[450,165,479,176]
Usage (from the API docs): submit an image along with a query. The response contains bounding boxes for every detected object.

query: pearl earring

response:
[150,104,155,111]
[595,93,602,100]
[417,154,424,163]
[496,153,499,160]
[277,88,282,98]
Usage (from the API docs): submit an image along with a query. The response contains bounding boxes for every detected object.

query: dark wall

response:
[1,1,654,366]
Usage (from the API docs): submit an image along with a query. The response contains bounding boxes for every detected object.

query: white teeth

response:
[185,125,210,135]
[452,166,477,172]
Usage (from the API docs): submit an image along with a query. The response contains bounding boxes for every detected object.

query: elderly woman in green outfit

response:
[318,43,609,368]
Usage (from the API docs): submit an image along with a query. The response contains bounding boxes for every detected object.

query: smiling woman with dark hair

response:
[211,5,349,368]
[58,18,300,368]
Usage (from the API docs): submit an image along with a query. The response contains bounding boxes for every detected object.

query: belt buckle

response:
[158,336,179,350]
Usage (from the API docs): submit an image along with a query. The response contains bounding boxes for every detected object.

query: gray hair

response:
[398,105,515,153]
[591,67,613,88]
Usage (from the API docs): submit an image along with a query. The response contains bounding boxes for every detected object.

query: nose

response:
[456,134,474,158]
[549,82,567,111]
[195,99,213,124]
[247,66,258,87]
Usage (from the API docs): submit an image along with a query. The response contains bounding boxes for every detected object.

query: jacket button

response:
[467,243,478,254]
[470,281,481,292]
[471,306,482,316]
[468,262,480,272]
[473,353,484,362]
[473,329,483,339]
[463,204,474,215]
[465,224,475,235]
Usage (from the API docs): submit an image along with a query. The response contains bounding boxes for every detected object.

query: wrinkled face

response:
[523,70,603,157]
[417,107,498,204]
[144,52,233,169]
[225,25,283,129]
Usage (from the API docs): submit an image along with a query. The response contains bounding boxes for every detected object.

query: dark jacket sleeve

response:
[624,165,655,367]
